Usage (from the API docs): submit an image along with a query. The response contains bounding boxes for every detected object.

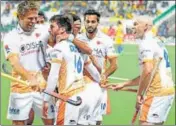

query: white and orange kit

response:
[138,32,175,123]
[43,38,102,125]
[78,30,117,122]
[3,24,55,120]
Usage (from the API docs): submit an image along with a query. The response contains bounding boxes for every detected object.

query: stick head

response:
[67,96,82,106]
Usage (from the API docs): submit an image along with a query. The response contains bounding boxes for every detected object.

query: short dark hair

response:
[38,11,47,21]
[84,9,101,22]
[71,14,81,22]
[50,15,72,33]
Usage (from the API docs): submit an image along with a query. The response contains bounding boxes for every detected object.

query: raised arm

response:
[43,48,63,102]
[73,37,93,55]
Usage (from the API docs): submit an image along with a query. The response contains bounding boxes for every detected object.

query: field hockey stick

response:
[1,72,82,106]
[43,90,82,106]
[1,72,29,85]
[39,41,47,66]
[60,81,85,94]
[131,58,162,125]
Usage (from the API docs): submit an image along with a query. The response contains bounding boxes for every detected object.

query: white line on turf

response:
[108,76,129,81]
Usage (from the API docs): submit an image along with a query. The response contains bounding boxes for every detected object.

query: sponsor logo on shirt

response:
[96,41,102,45]
[35,33,40,38]
[20,41,43,56]
[93,48,104,57]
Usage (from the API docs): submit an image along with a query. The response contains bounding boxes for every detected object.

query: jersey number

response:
[74,55,82,73]
[164,50,170,68]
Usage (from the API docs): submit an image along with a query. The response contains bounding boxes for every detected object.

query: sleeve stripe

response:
[6,53,19,60]
[107,55,117,59]
[142,59,154,63]
[51,58,62,64]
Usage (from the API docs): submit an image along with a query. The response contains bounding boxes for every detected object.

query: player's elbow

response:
[113,65,118,72]
[143,68,152,76]
[84,48,92,55]
[112,63,118,72]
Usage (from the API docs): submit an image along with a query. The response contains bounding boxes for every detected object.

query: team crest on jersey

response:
[5,45,11,54]
[35,33,40,38]
[96,41,102,45]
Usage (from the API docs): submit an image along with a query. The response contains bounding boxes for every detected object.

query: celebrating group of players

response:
[3,1,174,125]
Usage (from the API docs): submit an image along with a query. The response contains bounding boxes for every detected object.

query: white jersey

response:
[49,40,89,91]
[78,30,117,118]
[78,30,117,70]
[46,44,53,63]
[45,39,102,125]
[4,24,49,71]
[3,24,50,93]
[138,32,174,96]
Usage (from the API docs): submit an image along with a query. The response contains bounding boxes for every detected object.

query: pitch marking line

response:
[109,76,129,81]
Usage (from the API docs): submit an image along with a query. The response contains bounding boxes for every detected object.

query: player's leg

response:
[7,92,33,125]
[55,96,82,125]
[32,92,55,125]
[12,120,26,125]
[55,82,101,125]
[42,118,54,125]
[96,89,110,125]
[139,95,174,125]
[27,109,34,125]
[79,82,102,125]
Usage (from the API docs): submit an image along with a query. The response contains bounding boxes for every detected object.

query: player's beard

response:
[86,27,97,34]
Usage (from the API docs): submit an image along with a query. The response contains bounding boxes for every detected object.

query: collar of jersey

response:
[17,24,36,35]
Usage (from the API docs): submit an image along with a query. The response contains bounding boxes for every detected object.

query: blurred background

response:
[1,0,175,45]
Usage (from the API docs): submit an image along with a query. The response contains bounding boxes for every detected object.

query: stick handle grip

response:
[1,72,29,85]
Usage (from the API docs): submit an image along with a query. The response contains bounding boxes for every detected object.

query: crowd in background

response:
[1,1,175,44]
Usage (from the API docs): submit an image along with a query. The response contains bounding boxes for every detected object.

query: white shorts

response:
[7,92,55,120]
[140,94,174,123]
[55,82,102,125]
[91,88,109,122]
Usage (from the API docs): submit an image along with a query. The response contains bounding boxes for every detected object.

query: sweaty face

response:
[18,9,38,32]
[84,15,98,34]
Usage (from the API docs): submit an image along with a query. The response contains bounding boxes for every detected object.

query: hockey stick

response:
[1,72,29,85]
[1,72,82,106]
[39,42,82,106]
[131,58,162,125]
[43,90,82,106]
[39,41,47,67]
